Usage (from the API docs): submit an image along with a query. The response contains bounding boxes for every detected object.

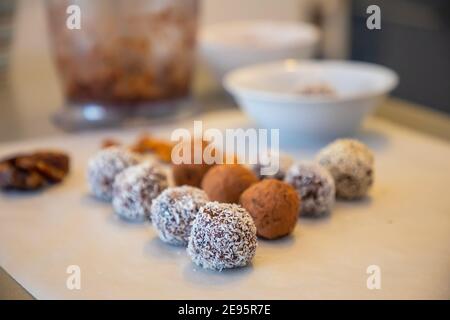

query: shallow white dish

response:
[199,20,319,81]
[224,59,399,138]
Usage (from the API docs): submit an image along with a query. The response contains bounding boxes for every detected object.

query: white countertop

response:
[1,0,450,300]
[0,109,449,299]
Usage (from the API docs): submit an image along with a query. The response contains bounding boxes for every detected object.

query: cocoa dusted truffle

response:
[249,151,294,180]
[87,147,140,201]
[151,186,209,246]
[112,162,168,221]
[187,202,257,270]
[317,139,374,199]
[201,164,258,204]
[172,139,217,187]
[240,179,300,239]
[285,161,335,217]
[173,163,213,188]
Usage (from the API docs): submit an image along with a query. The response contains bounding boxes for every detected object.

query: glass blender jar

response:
[45,0,199,129]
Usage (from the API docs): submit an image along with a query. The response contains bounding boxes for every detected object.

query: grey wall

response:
[351,0,450,114]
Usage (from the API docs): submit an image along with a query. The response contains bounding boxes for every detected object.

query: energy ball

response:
[240,179,300,239]
[187,202,257,271]
[151,186,209,246]
[317,139,374,199]
[249,151,294,180]
[173,163,213,188]
[201,164,258,204]
[172,139,218,187]
[112,162,168,221]
[285,161,335,217]
[87,147,140,201]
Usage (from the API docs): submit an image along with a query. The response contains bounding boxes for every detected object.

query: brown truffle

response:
[201,164,258,204]
[173,163,213,187]
[172,139,217,187]
[240,179,300,239]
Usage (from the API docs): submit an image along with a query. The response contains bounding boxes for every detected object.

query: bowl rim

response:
[223,59,399,104]
[200,19,320,51]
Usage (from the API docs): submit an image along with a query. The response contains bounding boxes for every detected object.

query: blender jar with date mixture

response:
[45,0,199,129]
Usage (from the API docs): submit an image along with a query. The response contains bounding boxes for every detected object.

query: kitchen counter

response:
[1,35,450,304]
[1,0,449,300]
[0,108,449,300]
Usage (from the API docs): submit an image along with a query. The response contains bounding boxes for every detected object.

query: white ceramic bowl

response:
[224,60,399,138]
[199,20,319,81]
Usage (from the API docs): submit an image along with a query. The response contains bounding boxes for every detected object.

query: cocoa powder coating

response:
[172,139,218,187]
[173,163,213,188]
[201,164,258,204]
[240,179,300,239]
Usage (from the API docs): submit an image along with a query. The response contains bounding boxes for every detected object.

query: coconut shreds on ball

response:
[151,186,209,246]
[187,202,257,271]
[317,139,374,199]
[87,146,140,201]
[284,161,335,217]
[112,162,168,221]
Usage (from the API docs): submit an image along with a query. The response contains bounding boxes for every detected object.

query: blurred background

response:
[0,0,449,142]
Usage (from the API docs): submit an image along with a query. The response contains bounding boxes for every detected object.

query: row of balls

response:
[86,138,374,270]
[87,147,257,270]
[195,139,374,239]
[182,138,374,218]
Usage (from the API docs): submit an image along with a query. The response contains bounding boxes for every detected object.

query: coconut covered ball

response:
[112,162,168,221]
[151,186,209,246]
[285,161,335,217]
[249,151,294,180]
[201,164,258,204]
[87,147,140,201]
[240,179,300,239]
[187,202,257,271]
[317,139,374,199]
